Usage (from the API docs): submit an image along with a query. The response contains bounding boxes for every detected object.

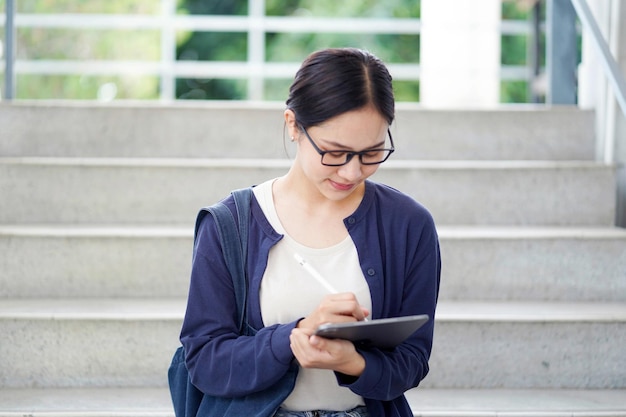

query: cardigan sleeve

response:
[180,211,297,397]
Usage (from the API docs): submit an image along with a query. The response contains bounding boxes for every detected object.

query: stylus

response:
[293,253,368,321]
[293,253,339,293]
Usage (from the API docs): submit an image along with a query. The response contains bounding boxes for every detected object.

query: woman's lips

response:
[330,180,355,191]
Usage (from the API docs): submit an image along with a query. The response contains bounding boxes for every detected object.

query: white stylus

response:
[293,253,368,321]
[293,253,339,294]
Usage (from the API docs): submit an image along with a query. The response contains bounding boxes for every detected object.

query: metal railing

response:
[2,1,538,102]
[571,0,626,116]
[569,0,626,167]
[567,0,626,226]
[2,0,15,99]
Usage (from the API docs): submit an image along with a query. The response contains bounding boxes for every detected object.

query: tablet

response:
[314,314,429,349]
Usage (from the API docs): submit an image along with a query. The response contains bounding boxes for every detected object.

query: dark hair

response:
[285,48,395,128]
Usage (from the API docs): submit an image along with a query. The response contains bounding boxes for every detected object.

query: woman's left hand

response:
[289,327,366,376]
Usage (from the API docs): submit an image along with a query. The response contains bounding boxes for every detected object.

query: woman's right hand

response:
[296,292,369,333]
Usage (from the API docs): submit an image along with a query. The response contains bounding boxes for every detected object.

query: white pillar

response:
[420,0,501,108]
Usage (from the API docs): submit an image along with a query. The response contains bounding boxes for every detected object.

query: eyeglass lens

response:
[321,149,393,166]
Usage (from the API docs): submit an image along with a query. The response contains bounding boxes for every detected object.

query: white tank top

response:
[253,179,371,411]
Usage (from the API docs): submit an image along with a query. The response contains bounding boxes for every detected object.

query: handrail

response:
[570,0,626,118]
[568,0,625,226]
[3,0,15,100]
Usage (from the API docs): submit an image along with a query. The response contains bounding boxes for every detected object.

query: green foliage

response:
[265,33,419,64]
[501,81,529,103]
[502,0,534,19]
[4,0,549,103]
[500,0,545,103]
[17,28,160,60]
[265,0,420,18]
[17,74,159,100]
[502,35,527,66]
[178,78,247,100]
[6,0,161,100]
[178,0,247,15]
[174,0,248,99]
[264,79,292,102]
[16,0,159,14]
[393,80,420,102]
[175,0,421,101]
[260,0,421,101]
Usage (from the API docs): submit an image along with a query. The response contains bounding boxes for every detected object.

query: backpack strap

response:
[196,187,252,334]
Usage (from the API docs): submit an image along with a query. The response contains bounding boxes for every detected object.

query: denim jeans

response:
[273,405,369,417]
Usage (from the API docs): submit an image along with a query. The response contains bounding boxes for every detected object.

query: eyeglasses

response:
[300,126,395,166]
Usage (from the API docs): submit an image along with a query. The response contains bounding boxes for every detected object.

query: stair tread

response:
[2,158,615,226]
[2,224,625,239]
[0,156,611,169]
[1,298,625,321]
[436,300,626,321]
[0,298,185,320]
[0,388,624,416]
[0,387,172,415]
[406,388,626,416]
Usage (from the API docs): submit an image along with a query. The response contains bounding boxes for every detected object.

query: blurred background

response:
[0,0,554,104]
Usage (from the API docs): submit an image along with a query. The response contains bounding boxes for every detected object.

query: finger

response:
[322,294,367,318]
[325,292,360,301]
[290,328,312,355]
[290,330,319,367]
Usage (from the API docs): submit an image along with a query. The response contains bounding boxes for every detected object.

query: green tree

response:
[175,0,421,101]
[5,0,557,103]
[9,0,161,99]
[175,0,248,99]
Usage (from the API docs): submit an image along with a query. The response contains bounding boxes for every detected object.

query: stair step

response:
[2,225,624,301]
[0,224,193,298]
[406,388,626,417]
[438,225,626,301]
[0,387,173,417]
[428,301,626,389]
[0,299,624,389]
[0,101,619,402]
[0,298,184,389]
[0,387,624,417]
[0,102,595,160]
[0,158,615,225]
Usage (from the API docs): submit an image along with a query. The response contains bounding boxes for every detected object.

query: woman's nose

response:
[337,156,363,180]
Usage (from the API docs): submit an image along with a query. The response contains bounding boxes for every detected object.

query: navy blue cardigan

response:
[181,180,441,417]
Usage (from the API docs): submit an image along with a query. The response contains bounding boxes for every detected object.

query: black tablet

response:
[314,314,429,349]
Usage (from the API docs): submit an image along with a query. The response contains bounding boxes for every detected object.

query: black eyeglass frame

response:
[300,126,395,166]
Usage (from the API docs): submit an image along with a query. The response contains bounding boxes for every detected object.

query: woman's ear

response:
[284,109,299,140]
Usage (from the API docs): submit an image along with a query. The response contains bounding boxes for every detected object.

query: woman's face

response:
[287,106,390,202]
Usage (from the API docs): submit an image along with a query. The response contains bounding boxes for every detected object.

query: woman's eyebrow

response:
[322,139,387,150]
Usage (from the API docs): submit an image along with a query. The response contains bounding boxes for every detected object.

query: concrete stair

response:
[1,388,624,417]
[0,102,624,416]
[0,158,615,225]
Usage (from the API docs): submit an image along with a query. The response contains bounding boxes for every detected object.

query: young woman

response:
[180,48,441,417]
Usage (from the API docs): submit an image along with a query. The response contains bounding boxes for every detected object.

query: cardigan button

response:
[367,268,375,276]
[348,217,356,224]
